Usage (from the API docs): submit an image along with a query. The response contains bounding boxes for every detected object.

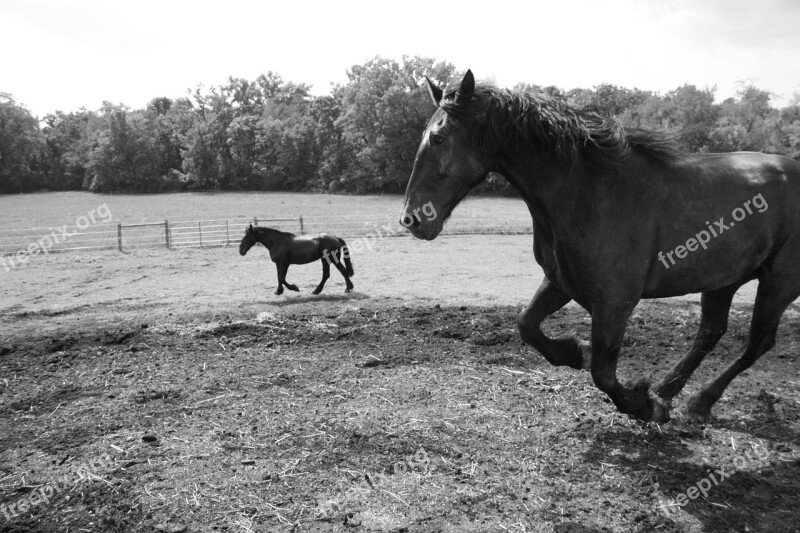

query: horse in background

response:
[401,69,800,423]
[239,225,354,295]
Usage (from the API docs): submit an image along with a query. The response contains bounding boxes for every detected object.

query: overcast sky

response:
[2,0,799,118]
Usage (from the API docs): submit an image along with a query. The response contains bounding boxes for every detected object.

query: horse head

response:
[239,224,258,255]
[400,69,491,240]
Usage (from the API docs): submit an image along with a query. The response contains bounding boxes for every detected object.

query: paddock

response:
[1,234,798,532]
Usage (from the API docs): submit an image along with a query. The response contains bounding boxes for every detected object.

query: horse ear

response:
[455,69,475,106]
[425,76,443,106]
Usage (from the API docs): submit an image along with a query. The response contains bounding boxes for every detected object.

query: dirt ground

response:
[1,235,798,533]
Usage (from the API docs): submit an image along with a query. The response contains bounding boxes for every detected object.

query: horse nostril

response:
[400,213,419,228]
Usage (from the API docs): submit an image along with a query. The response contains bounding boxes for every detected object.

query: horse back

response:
[539,151,800,301]
[639,151,800,297]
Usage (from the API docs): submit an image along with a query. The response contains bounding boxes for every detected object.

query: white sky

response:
[1,0,799,118]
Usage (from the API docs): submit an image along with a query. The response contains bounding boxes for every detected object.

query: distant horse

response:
[401,70,800,422]
[239,225,354,295]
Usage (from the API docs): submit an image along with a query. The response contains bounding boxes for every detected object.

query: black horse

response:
[401,70,800,423]
[239,225,354,295]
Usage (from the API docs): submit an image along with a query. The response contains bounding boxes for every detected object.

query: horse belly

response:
[642,270,758,299]
[644,229,772,297]
[286,239,322,264]
[292,255,320,265]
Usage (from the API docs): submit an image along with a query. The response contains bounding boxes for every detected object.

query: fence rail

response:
[0,212,532,256]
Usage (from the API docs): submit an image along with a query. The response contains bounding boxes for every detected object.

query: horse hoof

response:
[345,287,353,293]
[648,393,671,423]
[626,378,670,423]
[686,393,712,422]
[652,380,676,402]
[312,290,321,295]
[579,340,592,370]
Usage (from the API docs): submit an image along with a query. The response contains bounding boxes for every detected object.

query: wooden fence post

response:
[198,221,203,247]
[225,220,230,245]
[164,220,171,249]
[299,215,304,234]
[117,222,123,252]
[253,217,258,227]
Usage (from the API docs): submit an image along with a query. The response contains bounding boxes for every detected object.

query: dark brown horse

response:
[401,70,800,422]
[239,225,354,295]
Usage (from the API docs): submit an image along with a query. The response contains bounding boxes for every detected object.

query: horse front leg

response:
[274,262,298,294]
[590,302,670,423]
[283,268,300,292]
[518,278,590,369]
[274,262,287,295]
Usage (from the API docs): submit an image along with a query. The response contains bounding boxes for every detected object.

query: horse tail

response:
[338,238,354,277]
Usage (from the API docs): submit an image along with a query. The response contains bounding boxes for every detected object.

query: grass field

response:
[0,191,532,256]
[1,192,799,532]
[0,191,529,228]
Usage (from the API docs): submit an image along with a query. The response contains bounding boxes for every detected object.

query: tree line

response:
[2,56,799,196]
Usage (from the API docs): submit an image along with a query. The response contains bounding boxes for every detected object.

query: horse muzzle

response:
[400,213,442,240]
[400,200,444,240]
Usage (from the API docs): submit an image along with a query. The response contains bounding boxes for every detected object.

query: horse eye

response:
[430,134,445,146]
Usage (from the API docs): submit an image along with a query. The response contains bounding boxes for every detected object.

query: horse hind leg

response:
[332,263,354,292]
[518,278,590,370]
[313,258,331,295]
[330,251,354,292]
[653,283,740,402]
[687,274,800,420]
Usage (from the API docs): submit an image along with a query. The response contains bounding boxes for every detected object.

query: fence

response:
[0,211,532,256]
[115,217,302,251]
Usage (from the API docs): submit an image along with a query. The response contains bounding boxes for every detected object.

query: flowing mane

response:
[252,226,295,238]
[438,81,683,173]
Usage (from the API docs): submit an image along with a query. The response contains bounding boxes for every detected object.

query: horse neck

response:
[255,228,281,249]
[498,153,584,233]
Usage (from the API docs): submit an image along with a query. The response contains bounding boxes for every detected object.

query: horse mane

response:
[439,82,684,173]
[251,226,295,238]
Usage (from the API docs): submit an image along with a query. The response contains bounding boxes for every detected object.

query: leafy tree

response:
[709,85,779,153]
[3,60,800,196]
[735,84,773,133]
[87,104,164,192]
[310,92,354,191]
[631,85,718,152]
[588,84,651,116]
[776,96,800,159]
[219,76,317,191]
[335,55,457,193]
[145,97,185,188]
[0,94,43,193]
[178,87,231,190]
[40,109,100,190]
